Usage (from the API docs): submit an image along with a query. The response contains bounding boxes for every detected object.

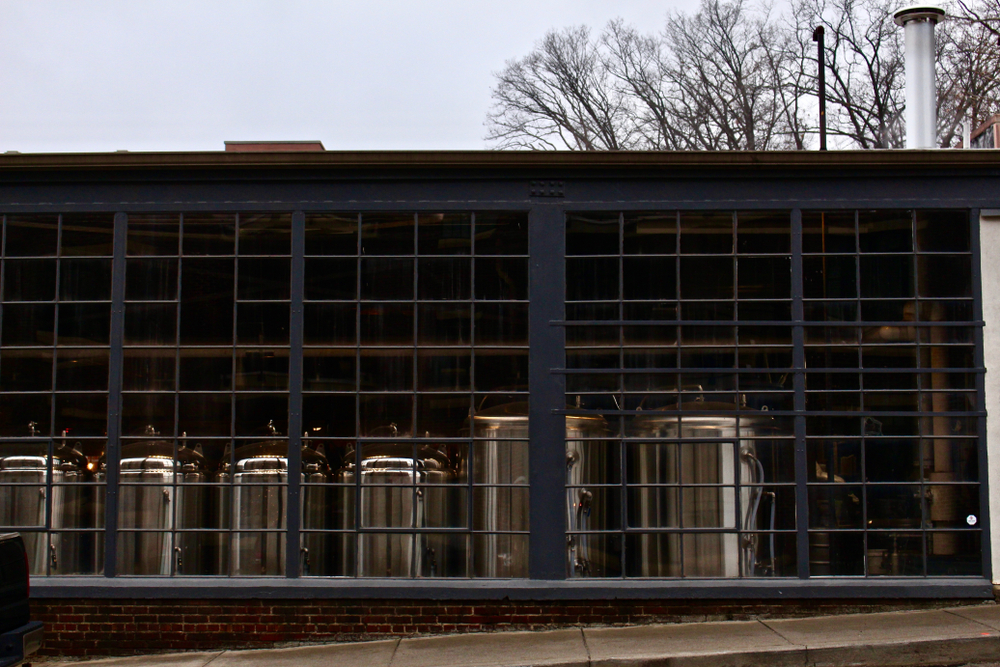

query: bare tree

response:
[937,0,1000,145]
[484,0,999,150]
[485,26,639,150]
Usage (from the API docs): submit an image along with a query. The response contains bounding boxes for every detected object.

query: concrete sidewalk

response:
[42,604,1000,667]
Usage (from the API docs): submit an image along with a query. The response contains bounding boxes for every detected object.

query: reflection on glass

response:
[60,213,114,257]
[418,213,471,255]
[802,211,855,254]
[305,213,358,256]
[680,212,733,254]
[566,213,619,256]
[475,212,528,256]
[1,304,55,345]
[126,259,178,301]
[55,349,109,391]
[238,258,291,300]
[361,213,414,255]
[3,260,56,302]
[304,258,357,300]
[58,304,111,346]
[4,214,59,257]
[624,212,676,255]
[737,211,790,254]
[126,214,180,256]
[239,213,290,256]
[182,213,235,255]
[0,349,53,392]
[179,258,234,345]
[124,303,177,345]
[60,259,112,301]
[858,210,912,253]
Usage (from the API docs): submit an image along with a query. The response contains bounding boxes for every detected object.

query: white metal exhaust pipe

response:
[893,5,946,148]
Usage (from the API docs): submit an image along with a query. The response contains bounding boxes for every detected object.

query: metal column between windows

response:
[529,204,567,579]
[104,212,128,577]
[286,211,305,577]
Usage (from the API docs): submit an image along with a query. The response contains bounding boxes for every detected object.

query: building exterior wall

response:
[981,209,1000,584]
[0,153,996,636]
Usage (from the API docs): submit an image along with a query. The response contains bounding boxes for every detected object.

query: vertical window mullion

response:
[286,211,305,578]
[104,211,128,577]
[971,209,991,580]
[791,208,809,579]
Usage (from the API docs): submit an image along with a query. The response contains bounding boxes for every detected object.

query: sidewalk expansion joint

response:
[579,626,592,666]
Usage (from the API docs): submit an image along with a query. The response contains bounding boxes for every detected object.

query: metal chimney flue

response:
[893,5,945,148]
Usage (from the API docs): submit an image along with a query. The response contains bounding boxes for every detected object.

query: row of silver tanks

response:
[0,404,776,577]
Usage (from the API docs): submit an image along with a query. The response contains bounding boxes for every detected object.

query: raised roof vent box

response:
[224,141,325,152]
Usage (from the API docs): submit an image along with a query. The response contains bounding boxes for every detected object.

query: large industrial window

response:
[563,210,981,578]
[0,213,112,575]
[300,212,529,577]
[0,207,982,582]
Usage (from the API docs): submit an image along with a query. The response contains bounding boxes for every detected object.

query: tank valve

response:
[49,543,58,570]
[300,547,310,576]
[174,546,182,574]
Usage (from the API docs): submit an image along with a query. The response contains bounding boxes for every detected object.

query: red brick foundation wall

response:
[32,598,989,658]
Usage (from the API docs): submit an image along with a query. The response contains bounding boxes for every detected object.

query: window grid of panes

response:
[121,212,293,576]
[803,210,980,577]
[301,212,529,577]
[0,213,113,575]
[563,210,981,579]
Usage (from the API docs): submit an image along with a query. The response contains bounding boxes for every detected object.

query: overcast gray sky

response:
[0,0,704,153]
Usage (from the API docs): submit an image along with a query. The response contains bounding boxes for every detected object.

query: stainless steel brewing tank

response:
[216,431,331,576]
[626,403,770,577]
[335,432,460,577]
[461,403,610,578]
[115,433,207,575]
[0,437,93,575]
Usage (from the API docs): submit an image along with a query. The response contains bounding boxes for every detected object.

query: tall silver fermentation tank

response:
[217,421,330,576]
[114,426,207,575]
[463,403,609,578]
[0,426,94,575]
[627,403,770,577]
[335,424,460,577]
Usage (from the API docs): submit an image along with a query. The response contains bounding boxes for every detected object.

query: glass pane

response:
[1,304,55,345]
[124,303,177,345]
[802,211,855,254]
[738,257,790,299]
[178,393,231,436]
[304,258,357,300]
[361,212,414,255]
[239,213,290,256]
[126,258,178,301]
[359,303,413,345]
[234,396,287,436]
[0,394,51,436]
[623,212,676,255]
[417,350,471,391]
[238,258,290,300]
[567,532,621,577]
[358,534,414,577]
[680,257,733,299]
[566,213,618,255]
[808,486,863,528]
[304,303,356,345]
[0,349,53,391]
[359,394,412,435]
[867,532,922,575]
[476,257,528,301]
[418,258,470,300]
[475,212,528,256]
[305,213,358,256]
[858,210,912,253]
[737,211,790,254]
[55,348,109,391]
[917,255,972,298]
[123,349,175,391]
[417,393,470,436]
[803,256,856,299]
[475,303,527,345]
[418,213,471,255]
[3,260,56,301]
[303,350,356,391]
[625,533,681,576]
[179,258,234,345]
[473,533,528,578]
[623,257,676,300]
[121,393,175,436]
[55,393,108,436]
[680,212,732,254]
[236,349,289,390]
[126,213,180,256]
[302,394,356,437]
[179,350,231,391]
[58,303,110,346]
[60,213,114,256]
[183,213,235,255]
[566,257,617,301]
[361,258,413,300]
[916,210,969,252]
[4,214,58,256]
[360,350,412,391]
[417,303,470,345]
[236,303,289,345]
[475,350,527,392]
[809,532,864,576]
[60,259,112,301]
[927,532,981,575]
